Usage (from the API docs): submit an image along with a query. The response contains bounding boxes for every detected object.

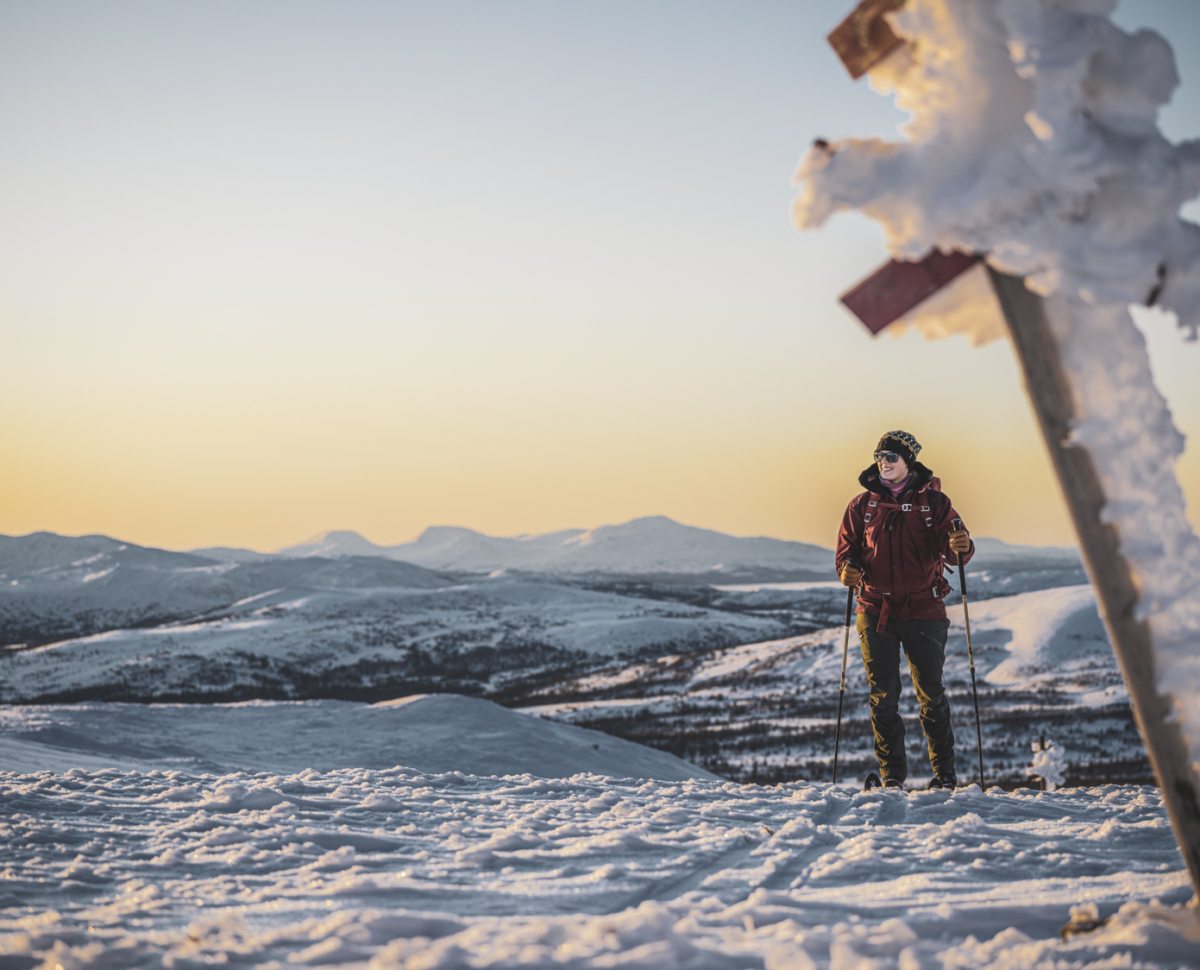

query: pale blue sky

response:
[1,1,1196,550]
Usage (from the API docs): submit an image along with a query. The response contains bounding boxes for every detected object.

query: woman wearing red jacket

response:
[836,431,973,790]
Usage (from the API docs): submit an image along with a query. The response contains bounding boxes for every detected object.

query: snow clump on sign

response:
[793,0,1200,338]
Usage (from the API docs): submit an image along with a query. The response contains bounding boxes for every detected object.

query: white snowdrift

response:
[0,694,719,781]
[793,0,1200,778]
[0,748,1194,968]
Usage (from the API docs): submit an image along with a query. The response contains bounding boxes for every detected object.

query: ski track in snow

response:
[2,761,1196,969]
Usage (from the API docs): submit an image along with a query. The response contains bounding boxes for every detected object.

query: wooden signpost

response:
[826,0,1200,901]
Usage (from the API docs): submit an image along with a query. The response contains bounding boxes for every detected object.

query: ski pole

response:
[832,560,859,785]
[952,518,985,790]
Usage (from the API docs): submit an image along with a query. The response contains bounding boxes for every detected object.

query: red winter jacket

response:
[835,462,974,632]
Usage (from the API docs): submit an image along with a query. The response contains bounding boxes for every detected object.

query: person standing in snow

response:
[836,431,973,790]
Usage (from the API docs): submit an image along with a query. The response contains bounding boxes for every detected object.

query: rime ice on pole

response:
[795,0,1200,781]
[1027,738,1067,791]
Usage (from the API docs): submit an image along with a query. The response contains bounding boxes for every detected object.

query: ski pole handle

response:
[951,518,968,597]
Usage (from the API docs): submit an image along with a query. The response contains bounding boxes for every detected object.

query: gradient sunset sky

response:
[2,0,1198,553]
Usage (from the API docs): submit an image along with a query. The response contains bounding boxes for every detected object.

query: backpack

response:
[858,477,953,590]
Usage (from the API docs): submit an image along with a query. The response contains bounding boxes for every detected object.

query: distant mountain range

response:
[190,516,1084,582]
[0,523,1086,706]
[0,519,1085,601]
[256,516,836,580]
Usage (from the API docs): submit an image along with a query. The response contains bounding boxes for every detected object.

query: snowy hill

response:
[1,573,1147,789]
[275,529,405,560]
[0,530,208,572]
[0,529,859,700]
[0,693,718,781]
[187,545,276,563]
[275,516,836,581]
[969,535,1079,568]
[0,577,811,704]
[0,533,454,649]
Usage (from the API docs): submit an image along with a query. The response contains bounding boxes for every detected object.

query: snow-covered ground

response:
[1,696,1196,968]
[1,540,1194,965]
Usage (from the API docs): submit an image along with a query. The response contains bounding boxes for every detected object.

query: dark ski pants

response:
[857,614,955,784]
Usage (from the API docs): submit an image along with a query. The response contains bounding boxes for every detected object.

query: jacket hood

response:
[859,460,934,497]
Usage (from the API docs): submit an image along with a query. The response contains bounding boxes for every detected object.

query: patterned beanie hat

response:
[876,430,921,465]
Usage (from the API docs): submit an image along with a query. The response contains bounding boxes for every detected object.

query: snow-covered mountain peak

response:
[564,515,680,548]
[407,526,493,551]
[276,530,387,559]
[0,532,209,575]
[413,526,482,542]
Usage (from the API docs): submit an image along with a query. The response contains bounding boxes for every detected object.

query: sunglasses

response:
[874,452,902,463]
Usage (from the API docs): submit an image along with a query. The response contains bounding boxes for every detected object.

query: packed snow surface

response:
[794,0,1200,782]
[1,714,1195,968]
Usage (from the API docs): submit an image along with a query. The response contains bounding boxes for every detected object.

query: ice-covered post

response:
[805,0,1200,898]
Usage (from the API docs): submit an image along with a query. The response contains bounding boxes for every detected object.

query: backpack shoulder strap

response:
[915,484,946,528]
[856,489,885,523]
[917,483,952,581]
